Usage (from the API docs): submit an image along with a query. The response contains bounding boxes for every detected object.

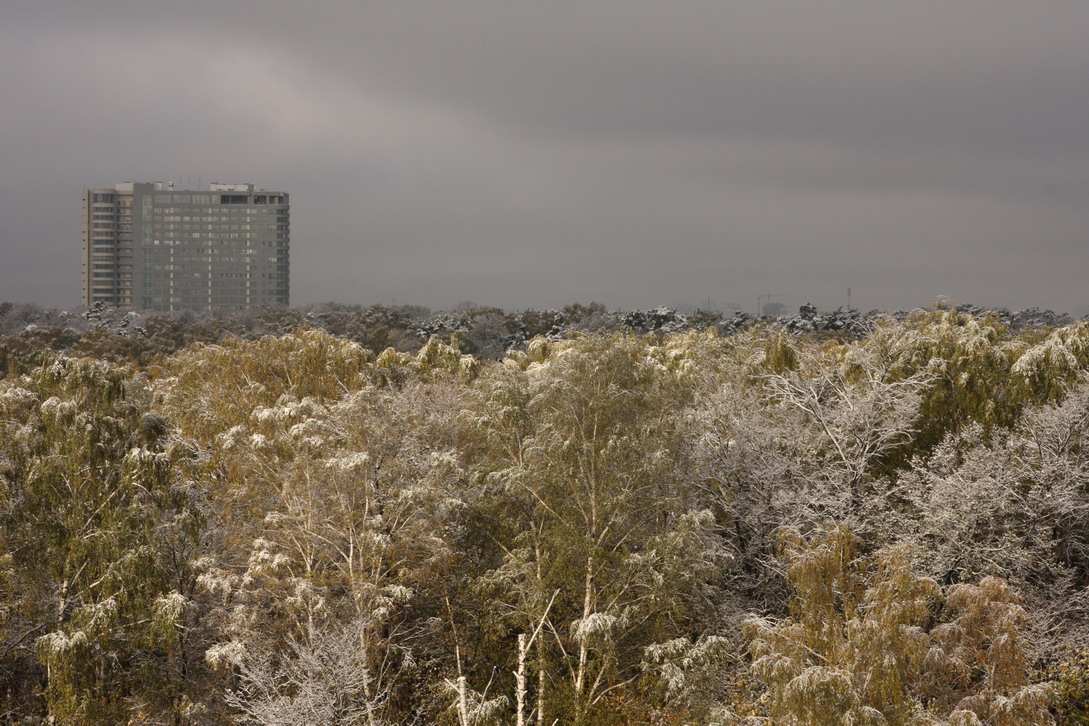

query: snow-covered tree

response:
[467,334,730,724]
[222,619,391,726]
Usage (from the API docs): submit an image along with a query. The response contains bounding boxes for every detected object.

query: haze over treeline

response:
[3,2,1089,312]
[2,303,1089,723]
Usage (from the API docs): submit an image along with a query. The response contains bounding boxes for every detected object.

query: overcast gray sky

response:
[2,1,1088,314]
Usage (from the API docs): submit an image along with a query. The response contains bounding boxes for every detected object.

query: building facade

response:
[82,181,289,311]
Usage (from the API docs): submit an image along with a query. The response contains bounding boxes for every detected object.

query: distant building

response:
[762,302,786,316]
[81,181,289,311]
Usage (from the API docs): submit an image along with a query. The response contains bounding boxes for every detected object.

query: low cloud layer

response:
[3,1,1088,314]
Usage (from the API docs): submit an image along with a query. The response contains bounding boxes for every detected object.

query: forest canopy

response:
[1,302,1088,724]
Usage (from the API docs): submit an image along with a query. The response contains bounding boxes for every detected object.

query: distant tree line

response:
[0,299,1076,377]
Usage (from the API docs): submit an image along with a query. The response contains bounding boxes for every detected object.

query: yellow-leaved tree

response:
[746,526,1053,726]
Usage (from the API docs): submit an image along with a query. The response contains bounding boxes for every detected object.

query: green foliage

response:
[301,302,421,352]
[0,326,82,378]
[151,327,376,446]
[762,330,799,374]
[686,308,724,331]
[562,301,608,327]
[0,356,203,722]
[1048,650,1089,725]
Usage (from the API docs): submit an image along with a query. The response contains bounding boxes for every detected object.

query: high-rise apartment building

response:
[81,181,289,311]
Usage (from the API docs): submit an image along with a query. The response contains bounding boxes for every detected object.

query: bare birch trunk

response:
[574,554,593,697]
[574,553,594,722]
[515,633,528,726]
[537,638,547,726]
[535,546,546,726]
[456,675,469,726]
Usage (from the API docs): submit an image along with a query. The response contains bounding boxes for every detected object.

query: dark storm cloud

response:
[2,1,1088,313]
